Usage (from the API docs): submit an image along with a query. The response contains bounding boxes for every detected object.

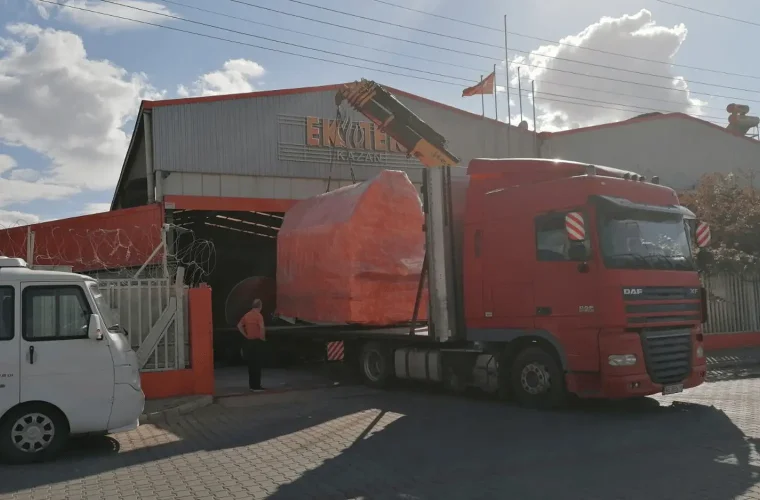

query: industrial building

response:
[2,82,759,399]
[540,112,760,190]
[9,82,760,337]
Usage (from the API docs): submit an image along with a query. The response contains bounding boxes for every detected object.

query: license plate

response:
[662,383,684,395]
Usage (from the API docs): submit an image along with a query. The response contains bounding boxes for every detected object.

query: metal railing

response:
[98,273,189,371]
[704,273,760,335]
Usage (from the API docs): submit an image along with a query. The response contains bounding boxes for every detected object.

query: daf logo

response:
[623,288,644,295]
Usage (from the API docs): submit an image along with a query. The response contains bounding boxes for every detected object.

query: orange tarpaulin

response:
[276,170,428,325]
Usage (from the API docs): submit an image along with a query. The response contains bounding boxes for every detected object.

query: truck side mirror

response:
[88,314,104,341]
[568,242,590,262]
[696,221,711,248]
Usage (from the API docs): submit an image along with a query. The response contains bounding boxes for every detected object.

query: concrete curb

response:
[139,395,214,424]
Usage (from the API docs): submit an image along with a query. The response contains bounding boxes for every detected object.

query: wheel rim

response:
[363,350,383,382]
[520,362,552,395]
[11,413,55,453]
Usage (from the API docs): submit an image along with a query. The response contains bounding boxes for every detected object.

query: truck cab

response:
[0,257,144,464]
[463,159,708,401]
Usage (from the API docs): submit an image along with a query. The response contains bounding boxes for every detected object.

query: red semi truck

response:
[267,80,711,409]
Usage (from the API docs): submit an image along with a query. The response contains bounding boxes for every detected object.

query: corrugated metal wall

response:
[541,117,760,191]
[151,89,536,186]
[704,273,760,334]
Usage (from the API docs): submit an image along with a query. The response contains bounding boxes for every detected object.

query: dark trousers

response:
[244,339,264,389]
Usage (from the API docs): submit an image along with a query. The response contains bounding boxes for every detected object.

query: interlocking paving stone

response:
[0,376,758,500]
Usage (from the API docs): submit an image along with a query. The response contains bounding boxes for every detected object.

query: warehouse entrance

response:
[170,206,330,395]
[171,208,281,357]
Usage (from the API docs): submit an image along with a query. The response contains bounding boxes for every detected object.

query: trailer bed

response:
[218,322,432,341]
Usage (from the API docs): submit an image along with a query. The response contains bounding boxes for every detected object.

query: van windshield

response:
[87,282,120,330]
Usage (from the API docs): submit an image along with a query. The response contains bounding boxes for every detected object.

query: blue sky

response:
[0,0,757,225]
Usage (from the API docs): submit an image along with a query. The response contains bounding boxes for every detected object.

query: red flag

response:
[462,72,495,97]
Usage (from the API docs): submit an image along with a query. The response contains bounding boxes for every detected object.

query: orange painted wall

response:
[704,332,760,351]
[140,286,215,399]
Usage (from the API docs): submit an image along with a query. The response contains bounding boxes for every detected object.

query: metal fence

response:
[97,272,189,372]
[704,273,760,335]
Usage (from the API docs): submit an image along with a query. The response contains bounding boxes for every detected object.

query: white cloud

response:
[0,209,40,228]
[507,9,705,132]
[0,154,15,175]
[178,59,265,97]
[28,0,178,31]
[0,23,162,192]
[8,168,40,182]
[83,202,111,214]
[0,154,77,207]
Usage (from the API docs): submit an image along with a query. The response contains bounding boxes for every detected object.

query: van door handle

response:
[29,346,34,365]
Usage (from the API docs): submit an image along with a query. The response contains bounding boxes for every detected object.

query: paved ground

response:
[215,365,343,397]
[2,371,760,500]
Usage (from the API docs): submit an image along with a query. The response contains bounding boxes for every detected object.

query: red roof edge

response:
[141,82,521,129]
[142,83,343,109]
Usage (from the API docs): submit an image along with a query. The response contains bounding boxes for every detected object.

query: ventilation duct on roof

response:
[726,103,759,138]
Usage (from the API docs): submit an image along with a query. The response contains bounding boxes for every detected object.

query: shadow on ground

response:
[0,378,758,500]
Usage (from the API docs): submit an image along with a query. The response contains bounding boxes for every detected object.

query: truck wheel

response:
[359,342,393,388]
[0,404,70,465]
[510,347,567,410]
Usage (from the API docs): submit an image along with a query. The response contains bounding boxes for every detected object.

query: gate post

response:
[189,286,214,395]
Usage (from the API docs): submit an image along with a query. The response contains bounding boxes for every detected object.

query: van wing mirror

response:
[696,221,711,248]
[565,212,586,242]
[88,314,104,341]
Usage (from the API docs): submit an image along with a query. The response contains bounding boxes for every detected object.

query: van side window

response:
[23,286,91,341]
[0,287,13,341]
[535,212,589,262]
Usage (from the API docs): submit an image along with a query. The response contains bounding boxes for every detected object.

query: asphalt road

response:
[1,376,759,500]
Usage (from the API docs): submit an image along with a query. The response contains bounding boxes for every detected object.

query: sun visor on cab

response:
[590,195,696,219]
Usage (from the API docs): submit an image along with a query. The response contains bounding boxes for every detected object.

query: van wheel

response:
[359,342,393,388]
[0,404,69,464]
[511,347,567,410]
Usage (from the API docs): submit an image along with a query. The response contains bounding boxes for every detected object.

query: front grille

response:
[626,303,701,325]
[640,329,692,385]
[622,286,700,301]
[623,287,701,326]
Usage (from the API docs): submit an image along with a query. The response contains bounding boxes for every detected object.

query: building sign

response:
[277,114,419,168]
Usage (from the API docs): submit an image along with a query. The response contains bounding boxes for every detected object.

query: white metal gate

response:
[98,268,189,371]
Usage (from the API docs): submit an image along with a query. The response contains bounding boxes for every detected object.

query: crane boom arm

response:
[335,80,460,168]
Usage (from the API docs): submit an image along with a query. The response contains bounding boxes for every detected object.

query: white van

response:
[0,257,144,464]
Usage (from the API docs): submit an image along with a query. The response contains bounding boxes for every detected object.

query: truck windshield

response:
[87,282,120,331]
[599,211,695,271]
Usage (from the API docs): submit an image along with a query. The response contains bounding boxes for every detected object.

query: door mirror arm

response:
[88,314,104,341]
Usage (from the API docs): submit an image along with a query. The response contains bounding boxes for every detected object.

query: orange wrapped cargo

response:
[276,170,428,325]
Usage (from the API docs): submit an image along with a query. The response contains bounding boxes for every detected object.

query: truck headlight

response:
[696,345,704,359]
[608,354,637,366]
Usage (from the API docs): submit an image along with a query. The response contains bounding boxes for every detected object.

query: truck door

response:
[0,285,20,418]
[533,210,599,371]
[19,283,115,434]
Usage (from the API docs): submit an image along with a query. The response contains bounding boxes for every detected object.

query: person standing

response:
[237,298,266,391]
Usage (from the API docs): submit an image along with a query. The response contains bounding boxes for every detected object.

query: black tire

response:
[0,403,70,465]
[359,342,394,388]
[510,347,567,410]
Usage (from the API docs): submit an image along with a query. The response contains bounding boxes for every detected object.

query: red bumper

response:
[567,363,707,399]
